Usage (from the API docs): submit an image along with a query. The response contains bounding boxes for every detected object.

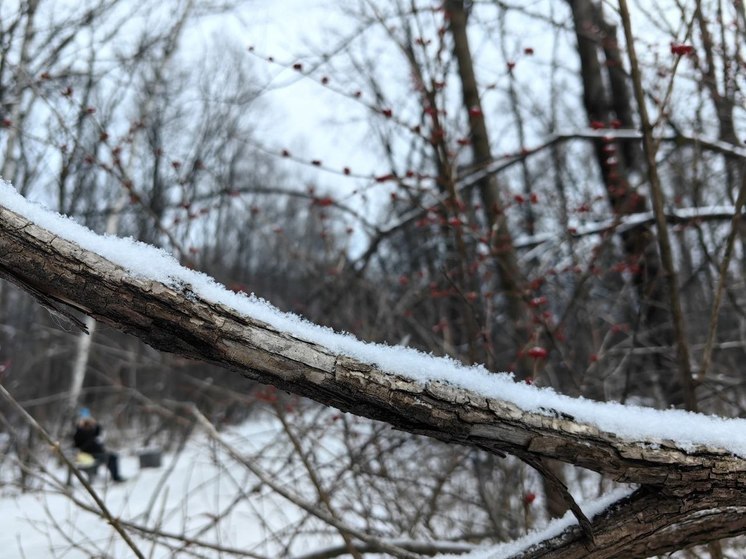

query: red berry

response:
[314,197,333,207]
[670,43,694,56]
[527,346,548,359]
[529,296,547,307]
[375,173,396,183]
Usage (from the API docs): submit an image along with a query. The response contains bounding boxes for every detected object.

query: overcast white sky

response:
[204,0,381,194]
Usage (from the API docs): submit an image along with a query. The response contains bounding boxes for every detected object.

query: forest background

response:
[1,0,745,557]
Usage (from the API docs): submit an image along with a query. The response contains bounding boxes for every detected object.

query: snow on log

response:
[1,184,745,557]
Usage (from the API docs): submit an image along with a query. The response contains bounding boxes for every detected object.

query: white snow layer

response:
[439,486,636,559]
[3,179,746,457]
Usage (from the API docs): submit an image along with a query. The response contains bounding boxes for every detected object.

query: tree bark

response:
[1,204,745,557]
[511,487,746,559]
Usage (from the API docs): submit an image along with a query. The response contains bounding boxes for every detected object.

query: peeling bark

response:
[512,488,746,559]
[1,205,745,557]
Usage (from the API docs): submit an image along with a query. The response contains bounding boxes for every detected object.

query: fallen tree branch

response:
[1,201,745,557]
[478,487,746,559]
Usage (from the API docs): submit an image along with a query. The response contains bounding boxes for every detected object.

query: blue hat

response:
[79,407,91,418]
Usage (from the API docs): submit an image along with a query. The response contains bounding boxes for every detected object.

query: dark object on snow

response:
[138,448,162,469]
[72,412,125,482]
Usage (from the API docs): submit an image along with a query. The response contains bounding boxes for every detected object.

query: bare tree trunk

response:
[67,316,96,412]
[567,0,689,407]
[63,0,196,425]
[65,195,128,427]
[446,0,531,373]
[618,0,697,412]
[447,0,569,519]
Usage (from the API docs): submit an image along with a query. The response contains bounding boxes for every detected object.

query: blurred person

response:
[73,408,125,482]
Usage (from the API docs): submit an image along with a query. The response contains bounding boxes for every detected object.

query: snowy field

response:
[0,414,338,558]
[0,408,637,559]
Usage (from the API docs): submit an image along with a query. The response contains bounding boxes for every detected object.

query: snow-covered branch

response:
[2,187,746,557]
[457,129,746,191]
[353,129,744,272]
[514,205,741,248]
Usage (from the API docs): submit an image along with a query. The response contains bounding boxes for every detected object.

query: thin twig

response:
[189,406,422,559]
[274,403,365,559]
[618,0,698,411]
[699,167,746,381]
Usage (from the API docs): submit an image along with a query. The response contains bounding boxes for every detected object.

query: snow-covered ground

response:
[0,414,336,558]
[0,410,634,559]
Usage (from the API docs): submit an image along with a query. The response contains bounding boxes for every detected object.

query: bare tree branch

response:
[618,0,697,411]
[2,201,746,556]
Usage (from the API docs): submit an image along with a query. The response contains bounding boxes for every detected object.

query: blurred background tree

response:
[1,0,744,556]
